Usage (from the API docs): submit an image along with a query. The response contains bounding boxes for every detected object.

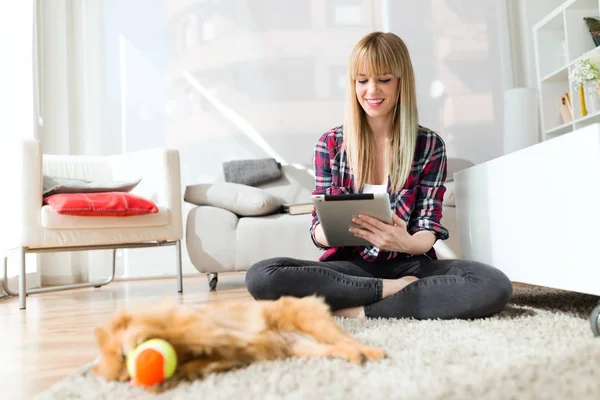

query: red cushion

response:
[43,192,159,216]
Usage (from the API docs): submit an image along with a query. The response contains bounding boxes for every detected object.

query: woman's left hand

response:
[349,213,413,253]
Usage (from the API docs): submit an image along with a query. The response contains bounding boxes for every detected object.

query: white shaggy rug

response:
[37,286,600,400]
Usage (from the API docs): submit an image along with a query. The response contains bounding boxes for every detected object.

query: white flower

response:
[570,57,600,86]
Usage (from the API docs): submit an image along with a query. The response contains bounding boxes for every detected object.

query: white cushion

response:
[446,158,474,181]
[184,182,282,216]
[435,205,460,259]
[444,181,456,207]
[41,206,170,230]
[212,164,315,205]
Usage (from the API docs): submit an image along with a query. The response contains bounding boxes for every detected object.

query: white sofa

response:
[185,159,472,290]
[0,138,184,309]
[185,164,321,289]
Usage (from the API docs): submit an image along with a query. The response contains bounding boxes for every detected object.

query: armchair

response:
[0,138,184,309]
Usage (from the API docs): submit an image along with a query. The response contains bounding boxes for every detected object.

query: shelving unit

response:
[534,0,600,140]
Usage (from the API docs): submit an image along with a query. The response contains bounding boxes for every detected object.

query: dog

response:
[91,295,387,392]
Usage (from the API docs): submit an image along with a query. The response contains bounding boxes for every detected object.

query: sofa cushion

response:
[184,182,282,216]
[444,181,456,207]
[41,206,169,229]
[446,158,474,181]
[222,158,282,186]
[43,192,159,216]
[235,213,323,268]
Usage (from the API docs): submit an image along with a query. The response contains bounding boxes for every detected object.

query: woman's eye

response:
[357,80,367,84]
[379,79,391,83]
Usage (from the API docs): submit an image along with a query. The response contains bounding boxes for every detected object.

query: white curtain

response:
[0,0,39,287]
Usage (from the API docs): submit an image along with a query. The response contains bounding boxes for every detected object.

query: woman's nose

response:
[367,81,380,95]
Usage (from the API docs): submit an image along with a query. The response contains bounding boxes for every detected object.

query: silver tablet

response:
[312,193,393,247]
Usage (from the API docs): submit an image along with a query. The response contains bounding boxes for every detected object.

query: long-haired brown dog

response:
[92,295,387,392]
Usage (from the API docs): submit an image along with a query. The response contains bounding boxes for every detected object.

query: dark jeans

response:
[245,253,513,319]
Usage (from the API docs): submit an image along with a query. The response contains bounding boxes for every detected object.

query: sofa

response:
[184,159,472,289]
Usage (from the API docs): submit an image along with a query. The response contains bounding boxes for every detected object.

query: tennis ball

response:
[126,338,177,387]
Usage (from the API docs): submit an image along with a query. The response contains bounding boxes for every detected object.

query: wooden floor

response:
[0,273,252,399]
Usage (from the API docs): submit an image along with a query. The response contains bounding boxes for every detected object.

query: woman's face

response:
[355,73,399,121]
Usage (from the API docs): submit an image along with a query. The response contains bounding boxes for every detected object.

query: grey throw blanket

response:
[42,176,142,197]
[223,158,282,186]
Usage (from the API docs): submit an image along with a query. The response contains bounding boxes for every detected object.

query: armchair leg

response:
[1,247,29,309]
[18,247,26,310]
[3,248,117,310]
[3,241,182,309]
[176,240,183,293]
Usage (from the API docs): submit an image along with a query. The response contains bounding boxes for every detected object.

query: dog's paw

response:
[360,347,388,362]
[328,345,369,365]
[335,345,388,365]
[144,377,180,394]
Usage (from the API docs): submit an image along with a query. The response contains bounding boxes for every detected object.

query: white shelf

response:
[541,65,569,82]
[568,0,598,10]
[533,3,567,31]
[575,108,600,123]
[569,44,600,66]
[534,0,600,141]
[545,121,574,135]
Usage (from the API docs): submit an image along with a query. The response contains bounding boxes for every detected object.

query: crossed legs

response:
[245,254,513,320]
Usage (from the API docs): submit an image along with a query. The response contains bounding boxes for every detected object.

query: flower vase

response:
[584,81,600,114]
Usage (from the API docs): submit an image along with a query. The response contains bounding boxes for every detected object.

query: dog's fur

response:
[91,296,387,392]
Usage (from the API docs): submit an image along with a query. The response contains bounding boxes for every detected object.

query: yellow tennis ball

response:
[126,338,177,386]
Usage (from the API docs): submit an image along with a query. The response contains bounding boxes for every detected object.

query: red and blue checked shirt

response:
[310,125,449,262]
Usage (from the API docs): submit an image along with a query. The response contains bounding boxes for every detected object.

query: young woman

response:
[245,31,512,320]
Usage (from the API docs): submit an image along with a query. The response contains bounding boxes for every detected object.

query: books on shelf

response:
[584,17,600,47]
[559,91,573,124]
[280,203,314,215]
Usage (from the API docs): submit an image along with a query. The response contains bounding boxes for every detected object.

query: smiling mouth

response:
[366,99,384,107]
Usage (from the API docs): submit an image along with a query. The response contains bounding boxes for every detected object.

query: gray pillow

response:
[43,176,142,197]
[184,182,282,217]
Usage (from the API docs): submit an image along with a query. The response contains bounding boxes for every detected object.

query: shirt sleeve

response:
[408,134,450,241]
[309,132,349,249]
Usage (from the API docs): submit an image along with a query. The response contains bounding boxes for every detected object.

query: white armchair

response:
[0,138,184,309]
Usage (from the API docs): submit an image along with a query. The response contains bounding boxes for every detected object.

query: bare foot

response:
[382,276,419,298]
[333,306,365,319]
[333,276,419,319]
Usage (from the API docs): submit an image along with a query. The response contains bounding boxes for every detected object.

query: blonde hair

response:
[342,31,418,193]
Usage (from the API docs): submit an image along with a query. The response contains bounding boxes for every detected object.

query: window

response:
[178,15,197,54]
[327,0,364,26]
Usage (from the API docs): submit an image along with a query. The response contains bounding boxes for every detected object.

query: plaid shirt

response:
[310,125,449,262]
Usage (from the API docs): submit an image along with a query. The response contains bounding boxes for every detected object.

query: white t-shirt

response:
[362,183,387,194]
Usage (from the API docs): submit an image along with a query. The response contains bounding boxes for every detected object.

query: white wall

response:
[0,0,40,296]
[38,0,515,281]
